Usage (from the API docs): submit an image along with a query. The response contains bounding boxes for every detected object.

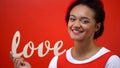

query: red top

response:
[57,52,113,68]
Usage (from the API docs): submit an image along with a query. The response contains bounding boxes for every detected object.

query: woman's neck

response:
[71,39,101,60]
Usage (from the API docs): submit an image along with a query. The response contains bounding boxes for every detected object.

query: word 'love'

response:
[11,31,66,58]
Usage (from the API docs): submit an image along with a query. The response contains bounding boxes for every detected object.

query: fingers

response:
[10,51,25,67]
[14,59,31,68]
[13,57,24,68]
[14,58,24,65]
[10,51,31,68]
[21,61,31,68]
[10,51,14,60]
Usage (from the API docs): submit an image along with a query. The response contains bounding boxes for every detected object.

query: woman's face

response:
[68,5,100,41]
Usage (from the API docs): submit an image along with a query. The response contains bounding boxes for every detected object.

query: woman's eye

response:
[69,18,76,22]
[81,19,89,24]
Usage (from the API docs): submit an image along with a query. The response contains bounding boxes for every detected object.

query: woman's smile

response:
[71,28,84,35]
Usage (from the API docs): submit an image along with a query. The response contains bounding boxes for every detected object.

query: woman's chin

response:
[71,36,84,41]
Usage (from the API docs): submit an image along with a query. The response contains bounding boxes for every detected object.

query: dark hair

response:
[65,0,105,39]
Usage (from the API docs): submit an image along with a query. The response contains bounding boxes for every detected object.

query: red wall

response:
[0,0,120,68]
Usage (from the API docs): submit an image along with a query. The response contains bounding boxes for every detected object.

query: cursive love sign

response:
[11,31,66,58]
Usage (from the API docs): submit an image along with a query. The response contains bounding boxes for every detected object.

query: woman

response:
[49,0,120,68]
[11,0,120,68]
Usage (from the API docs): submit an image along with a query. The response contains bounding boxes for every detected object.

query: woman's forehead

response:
[70,5,95,19]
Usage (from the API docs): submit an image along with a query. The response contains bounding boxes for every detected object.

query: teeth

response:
[72,30,80,34]
[73,30,79,32]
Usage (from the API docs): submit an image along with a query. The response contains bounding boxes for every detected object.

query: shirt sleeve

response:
[48,56,58,68]
[105,55,120,68]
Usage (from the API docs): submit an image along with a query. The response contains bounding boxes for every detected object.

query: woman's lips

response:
[72,29,83,35]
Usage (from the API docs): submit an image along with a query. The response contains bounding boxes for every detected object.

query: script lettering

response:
[11,31,66,58]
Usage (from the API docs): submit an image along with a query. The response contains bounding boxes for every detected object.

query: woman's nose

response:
[73,20,81,28]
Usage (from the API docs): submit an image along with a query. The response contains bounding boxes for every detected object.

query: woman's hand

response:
[10,52,31,68]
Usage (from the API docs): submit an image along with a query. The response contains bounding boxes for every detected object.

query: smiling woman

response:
[49,0,120,68]
[10,0,120,68]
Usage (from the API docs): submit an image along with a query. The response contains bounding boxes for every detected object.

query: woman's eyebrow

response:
[69,15,76,17]
[80,17,90,20]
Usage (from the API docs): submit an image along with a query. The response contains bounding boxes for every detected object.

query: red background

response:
[0,0,120,68]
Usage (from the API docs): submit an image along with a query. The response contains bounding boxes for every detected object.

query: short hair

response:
[65,0,105,39]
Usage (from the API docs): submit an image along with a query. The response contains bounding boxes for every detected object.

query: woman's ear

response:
[95,23,101,32]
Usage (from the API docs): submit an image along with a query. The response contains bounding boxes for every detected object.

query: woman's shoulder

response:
[103,47,120,68]
[108,55,120,61]
[48,56,58,68]
[105,55,120,68]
